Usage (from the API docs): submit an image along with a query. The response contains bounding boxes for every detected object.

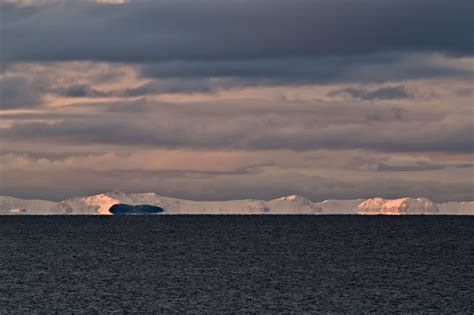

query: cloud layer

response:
[0,0,473,201]
[1,98,473,152]
[2,0,473,64]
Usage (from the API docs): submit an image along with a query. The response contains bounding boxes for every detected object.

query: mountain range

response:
[0,192,472,215]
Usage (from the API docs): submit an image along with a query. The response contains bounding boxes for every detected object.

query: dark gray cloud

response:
[365,107,409,122]
[0,75,48,109]
[53,81,218,98]
[346,156,473,172]
[51,84,106,98]
[2,0,473,98]
[2,0,473,65]
[375,162,473,172]
[64,84,104,97]
[122,80,218,96]
[328,86,413,101]
[46,57,471,98]
[138,55,473,87]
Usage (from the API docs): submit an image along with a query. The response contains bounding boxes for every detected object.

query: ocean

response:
[0,216,472,313]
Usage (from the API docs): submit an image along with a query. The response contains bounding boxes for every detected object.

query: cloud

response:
[328,85,413,101]
[375,162,472,172]
[2,0,473,66]
[1,166,472,202]
[0,150,272,174]
[3,55,470,103]
[1,0,472,202]
[345,155,473,172]
[1,99,472,153]
[47,84,107,98]
[455,88,473,96]
[54,58,469,97]
[63,84,105,97]
[139,54,473,85]
[1,133,472,202]
[124,56,472,94]
[0,74,48,109]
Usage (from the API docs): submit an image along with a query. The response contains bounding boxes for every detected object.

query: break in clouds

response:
[0,0,473,201]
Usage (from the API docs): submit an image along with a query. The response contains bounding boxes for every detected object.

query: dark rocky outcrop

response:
[109,204,164,215]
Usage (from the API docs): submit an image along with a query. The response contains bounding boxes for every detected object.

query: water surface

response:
[0,216,472,313]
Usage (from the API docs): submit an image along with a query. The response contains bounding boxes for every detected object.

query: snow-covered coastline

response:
[0,192,472,215]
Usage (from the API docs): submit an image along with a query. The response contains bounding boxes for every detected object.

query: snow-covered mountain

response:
[0,192,472,215]
[357,197,439,215]
[437,201,474,215]
[0,196,58,215]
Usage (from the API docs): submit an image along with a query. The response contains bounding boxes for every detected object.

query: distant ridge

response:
[357,197,439,215]
[0,192,472,215]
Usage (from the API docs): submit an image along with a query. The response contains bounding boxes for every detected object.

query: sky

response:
[0,0,473,202]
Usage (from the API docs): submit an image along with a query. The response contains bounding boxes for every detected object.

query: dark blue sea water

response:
[0,216,472,313]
